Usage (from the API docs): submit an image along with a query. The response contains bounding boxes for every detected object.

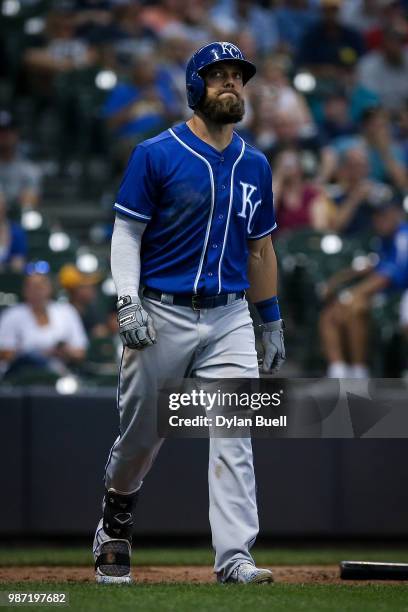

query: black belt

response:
[143,288,245,311]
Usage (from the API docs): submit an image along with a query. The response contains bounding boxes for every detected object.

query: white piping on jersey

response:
[217,137,245,294]
[168,128,215,294]
[114,202,151,221]
[249,222,277,240]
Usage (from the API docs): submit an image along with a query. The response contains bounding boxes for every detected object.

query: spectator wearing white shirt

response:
[0,269,88,377]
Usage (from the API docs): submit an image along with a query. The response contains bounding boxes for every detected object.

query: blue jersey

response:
[375,222,408,290]
[114,122,276,295]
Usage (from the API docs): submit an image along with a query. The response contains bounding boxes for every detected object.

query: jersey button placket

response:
[208,161,229,292]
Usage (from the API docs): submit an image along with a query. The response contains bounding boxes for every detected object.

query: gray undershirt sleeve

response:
[110,213,146,298]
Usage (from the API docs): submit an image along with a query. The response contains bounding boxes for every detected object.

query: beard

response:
[198,91,245,124]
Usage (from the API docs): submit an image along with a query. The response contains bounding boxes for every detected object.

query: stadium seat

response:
[0,272,24,310]
[80,337,118,385]
[3,366,60,387]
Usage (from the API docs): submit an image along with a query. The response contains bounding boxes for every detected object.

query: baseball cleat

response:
[222,563,274,584]
[95,540,132,585]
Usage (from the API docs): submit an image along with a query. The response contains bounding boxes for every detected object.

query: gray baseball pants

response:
[104,295,260,580]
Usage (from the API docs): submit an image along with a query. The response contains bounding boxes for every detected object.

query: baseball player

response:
[93,41,286,585]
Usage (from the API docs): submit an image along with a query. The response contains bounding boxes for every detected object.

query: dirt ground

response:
[1,565,408,585]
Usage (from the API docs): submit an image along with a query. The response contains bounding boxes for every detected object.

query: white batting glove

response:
[117,296,157,350]
[261,319,286,374]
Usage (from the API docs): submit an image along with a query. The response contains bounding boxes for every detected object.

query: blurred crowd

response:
[0,0,407,382]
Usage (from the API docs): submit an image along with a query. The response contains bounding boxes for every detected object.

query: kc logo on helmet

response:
[238,182,262,233]
[210,42,243,61]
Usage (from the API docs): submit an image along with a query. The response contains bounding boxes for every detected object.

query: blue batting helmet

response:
[185,41,256,110]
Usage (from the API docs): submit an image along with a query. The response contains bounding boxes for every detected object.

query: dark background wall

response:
[1,389,408,538]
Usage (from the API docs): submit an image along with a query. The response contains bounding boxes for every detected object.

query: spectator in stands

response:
[258,108,333,180]
[320,88,358,142]
[326,145,392,235]
[158,29,192,118]
[74,0,114,42]
[0,266,88,378]
[339,0,383,37]
[85,1,157,75]
[319,199,408,378]
[140,0,216,45]
[23,4,98,98]
[140,0,185,36]
[102,51,180,167]
[334,63,379,124]
[360,107,407,191]
[309,64,379,152]
[0,110,41,210]
[339,0,405,50]
[357,22,408,111]
[209,0,279,56]
[275,0,318,53]
[58,263,107,338]
[296,0,366,78]
[328,107,407,191]
[251,56,314,138]
[175,0,218,47]
[273,149,330,233]
[0,190,27,272]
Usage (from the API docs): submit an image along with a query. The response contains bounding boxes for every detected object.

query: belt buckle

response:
[191,294,201,311]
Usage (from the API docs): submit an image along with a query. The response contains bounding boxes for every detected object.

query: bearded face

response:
[198,90,245,124]
[197,62,246,124]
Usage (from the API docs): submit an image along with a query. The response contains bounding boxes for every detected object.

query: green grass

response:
[1,582,408,612]
[3,549,408,612]
[2,547,408,567]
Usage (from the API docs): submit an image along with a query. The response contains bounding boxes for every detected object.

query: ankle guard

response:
[103,489,139,541]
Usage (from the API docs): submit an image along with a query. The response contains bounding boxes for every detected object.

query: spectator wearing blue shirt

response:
[275,0,319,52]
[0,190,27,272]
[326,107,407,192]
[103,52,180,168]
[374,208,408,292]
[319,199,408,378]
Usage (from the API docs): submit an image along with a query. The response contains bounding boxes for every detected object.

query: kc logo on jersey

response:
[210,42,243,61]
[238,182,261,233]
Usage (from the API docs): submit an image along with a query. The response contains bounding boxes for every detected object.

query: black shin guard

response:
[103,489,139,541]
